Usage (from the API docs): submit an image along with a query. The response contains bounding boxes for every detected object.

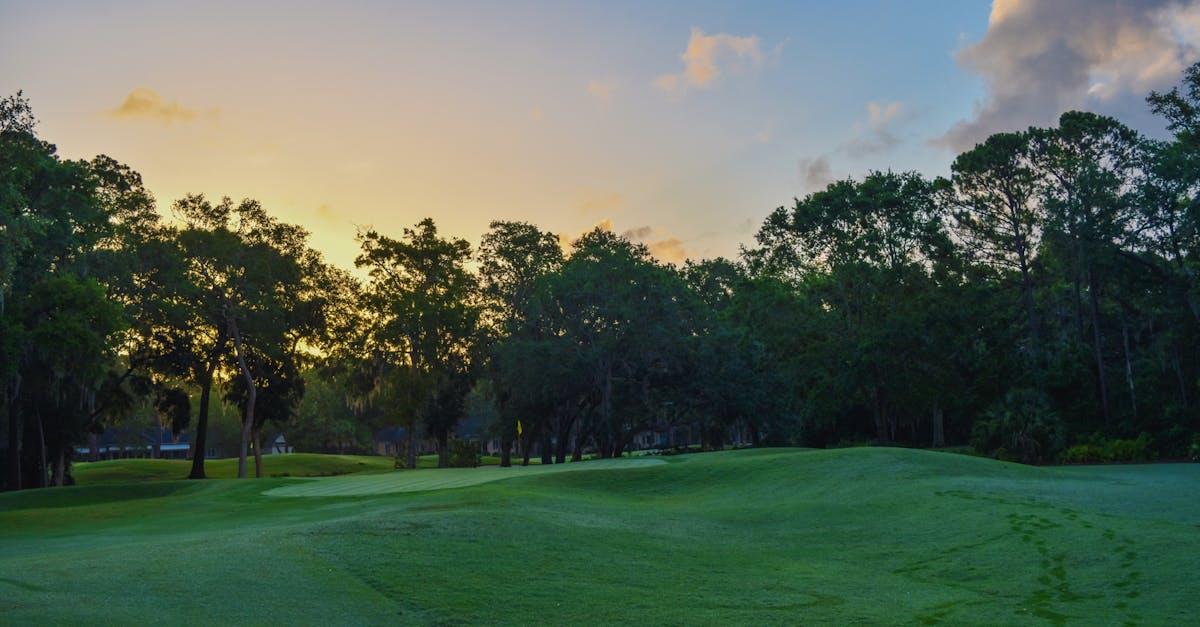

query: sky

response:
[3,0,1199,270]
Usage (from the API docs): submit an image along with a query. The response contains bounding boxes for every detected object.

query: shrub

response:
[1106,433,1153,462]
[1059,444,1101,464]
[448,439,480,468]
[971,389,1064,464]
[1191,434,1200,462]
[1158,423,1193,459]
[1059,433,1154,464]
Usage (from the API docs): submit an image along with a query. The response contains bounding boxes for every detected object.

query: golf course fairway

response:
[0,447,1196,625]
[264,457,664,497]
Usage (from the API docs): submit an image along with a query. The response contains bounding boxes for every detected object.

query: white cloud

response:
[939,0,1200,151]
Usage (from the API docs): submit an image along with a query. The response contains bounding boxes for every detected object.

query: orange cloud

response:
[315,203,337,221]
[578,190,624,214]
[845,100,907,156]
[108,87,212,123]
[586,79,618,104]
[656,27,765,92]
[557,218,616,253]
[622,224,689,264]
[654,74,681,92]
[647,237,687,264]
[621,226,652,240]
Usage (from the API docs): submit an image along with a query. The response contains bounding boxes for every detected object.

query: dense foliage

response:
[4,62,1200,489]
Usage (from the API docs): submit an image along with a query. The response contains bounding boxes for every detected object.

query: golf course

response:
[1,448,1196,625]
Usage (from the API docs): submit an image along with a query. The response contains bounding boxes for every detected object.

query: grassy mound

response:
[265,456,664,497]
[1,448,1197,624]
[71,453,395,484]
[70,453,543,485]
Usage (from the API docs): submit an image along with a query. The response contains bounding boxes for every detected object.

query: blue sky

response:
[1,1,1194,266]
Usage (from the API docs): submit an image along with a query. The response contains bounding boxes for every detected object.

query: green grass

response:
[71,453,395,484]
[1,448,1197,624]
[71,453,546,485]
[265,457,663,497]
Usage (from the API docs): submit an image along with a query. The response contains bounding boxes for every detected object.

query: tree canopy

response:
[6,61,1200,489]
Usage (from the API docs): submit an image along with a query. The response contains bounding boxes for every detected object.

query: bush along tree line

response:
[4,63,1200,489]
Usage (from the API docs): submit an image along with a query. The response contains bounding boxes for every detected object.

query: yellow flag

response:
[517,420,523,437]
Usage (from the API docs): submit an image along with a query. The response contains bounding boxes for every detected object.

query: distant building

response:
[76,427,191,460]
[373,426,411,458]
[77,428,294,460]
[268,434,293,455]
[373,417,505,458]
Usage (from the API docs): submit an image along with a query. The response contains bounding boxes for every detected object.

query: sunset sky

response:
[3,0,1199,269]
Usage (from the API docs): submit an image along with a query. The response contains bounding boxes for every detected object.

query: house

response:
[268,434,293,454]
[374,420,506,458]
[77,429,294,461]
[373,426,409,457]
[75,427,192,460]
[454,412,506,455]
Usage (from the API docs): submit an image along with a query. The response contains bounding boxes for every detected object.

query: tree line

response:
[4,63,1200,489]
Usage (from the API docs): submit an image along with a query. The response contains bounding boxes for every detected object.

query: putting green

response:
[264,456,666,497]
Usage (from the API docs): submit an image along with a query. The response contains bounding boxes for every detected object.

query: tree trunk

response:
[521,433,532,466]
[1086,266,1111,424]
[540,429,553,464]
[554,411,573,464]
[1021,280,1040,366]
[188,367,216,480]
[89,432,99,462]
[1121,316,1137,420]
[252,427,264,478]
[1072,274,1085,340]
[437,430,449,468]
[236,405,254,479]
[228,317,257,480]
[932,404,945,448]
[612,434,627,458]
[571,428,584,462]
[1172,347,1189,412]
[873,387,889,443]
[36,411,47,489]
[1015,229,1040,368]
[5,387,19,491]
[604,365,614,444]
[54,447,65,487]
[499,433,512,467]
[405,428,417,469]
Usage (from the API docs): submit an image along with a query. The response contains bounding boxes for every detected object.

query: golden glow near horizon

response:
[30,74,765,272]
[1,3,795,272]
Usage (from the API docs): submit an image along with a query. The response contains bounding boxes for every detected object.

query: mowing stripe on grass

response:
[263,457,666,497]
